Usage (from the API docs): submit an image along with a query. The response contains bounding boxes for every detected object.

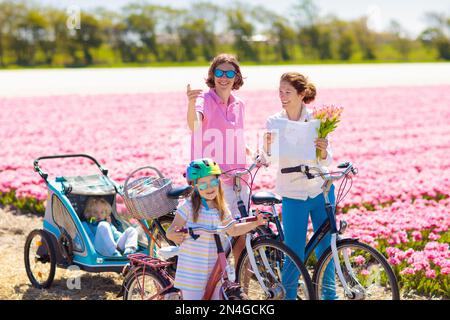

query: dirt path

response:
[0,207,122,300]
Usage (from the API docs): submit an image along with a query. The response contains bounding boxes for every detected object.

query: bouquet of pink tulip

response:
[312,105,344,160]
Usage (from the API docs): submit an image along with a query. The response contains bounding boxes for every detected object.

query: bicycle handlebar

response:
[175,216,258,239]
[222,154,267,179]
[33,154,109,183]
[281,161,357,182]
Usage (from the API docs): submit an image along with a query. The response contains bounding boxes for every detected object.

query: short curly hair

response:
[205,53,244,90]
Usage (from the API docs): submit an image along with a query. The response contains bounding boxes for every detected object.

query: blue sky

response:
[36,0,450,36]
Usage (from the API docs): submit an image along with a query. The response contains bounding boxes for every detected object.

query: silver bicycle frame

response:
[232,165,282,298]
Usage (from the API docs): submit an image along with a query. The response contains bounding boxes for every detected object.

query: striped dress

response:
[174,199,233,292]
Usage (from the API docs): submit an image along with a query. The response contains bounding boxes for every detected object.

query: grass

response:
[0,58,447,71]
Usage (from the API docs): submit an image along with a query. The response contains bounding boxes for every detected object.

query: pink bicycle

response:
[119,216,260,300]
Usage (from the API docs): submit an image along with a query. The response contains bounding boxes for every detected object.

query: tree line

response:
[0,0,449,67]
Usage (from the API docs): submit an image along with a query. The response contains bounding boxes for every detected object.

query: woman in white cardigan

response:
[263,72,337,300]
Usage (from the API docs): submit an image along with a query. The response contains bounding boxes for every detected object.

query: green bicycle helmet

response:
[186,158,222,182]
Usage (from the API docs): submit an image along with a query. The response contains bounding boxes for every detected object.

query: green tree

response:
[317,24,333,60]
[420,12,450,60]
[353,18,377,60]
[67,12,103,65]
[251,7,296,61]
[94,8,124,64]
[122,4,159,62]
[155,6,185,62]
[227,7,258,61]
[329,19,356,60]
[388,20,412,60]
[291,0,321,59]
[272,19,297,61]
[337,29,356,60]
[178,18,216,61]
[0,1,19,66]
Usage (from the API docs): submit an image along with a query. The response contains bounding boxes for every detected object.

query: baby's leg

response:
[117,227,138,251]
[95,221,118,256]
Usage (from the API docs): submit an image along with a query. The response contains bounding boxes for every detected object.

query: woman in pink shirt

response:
[186,53,253,261]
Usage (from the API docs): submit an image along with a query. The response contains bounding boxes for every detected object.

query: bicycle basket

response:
[123,166,178,219]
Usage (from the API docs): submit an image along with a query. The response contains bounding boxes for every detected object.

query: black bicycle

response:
[276,161,400,300]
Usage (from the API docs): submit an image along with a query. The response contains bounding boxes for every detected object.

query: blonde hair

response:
[280,72,316,104]
[84,197,112,220]
[191,177,228,223]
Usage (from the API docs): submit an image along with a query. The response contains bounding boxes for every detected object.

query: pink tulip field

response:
[1,85,449,297]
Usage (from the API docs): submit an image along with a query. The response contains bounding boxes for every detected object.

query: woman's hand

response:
[263,132,273,154]
[315,138,328,159]
[186,84,202,106]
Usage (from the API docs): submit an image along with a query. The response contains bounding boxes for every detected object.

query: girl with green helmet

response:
[166,158,266,300]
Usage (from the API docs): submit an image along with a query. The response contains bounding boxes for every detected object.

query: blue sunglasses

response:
[196,178,220,191]
[214,68,236,79]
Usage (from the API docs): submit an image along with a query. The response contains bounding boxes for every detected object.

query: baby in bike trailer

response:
[83,197,138,257]
[166,158,266,300]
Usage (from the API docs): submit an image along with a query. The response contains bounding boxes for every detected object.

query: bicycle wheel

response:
[313,239,400,300]
[24,229,57,289]
[123,267,172,300]
[236,237,314,300]
[221,281,248,300]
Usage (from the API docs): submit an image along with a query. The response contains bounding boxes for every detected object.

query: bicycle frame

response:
[202,234,232,300]
[228,159,290,298]
[126,218,256,300]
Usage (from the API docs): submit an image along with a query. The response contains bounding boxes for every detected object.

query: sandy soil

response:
[0,207,122,300]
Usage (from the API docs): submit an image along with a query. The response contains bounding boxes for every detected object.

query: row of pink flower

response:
[1,86,449,210]
[333,197,450,277]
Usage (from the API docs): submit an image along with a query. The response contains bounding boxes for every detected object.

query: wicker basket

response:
[123,166,178,219]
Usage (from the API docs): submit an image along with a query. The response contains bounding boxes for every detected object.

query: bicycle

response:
[120,216,261,300]
[139,156,315,300]
[279,161,400,300]
[222,155,315,300]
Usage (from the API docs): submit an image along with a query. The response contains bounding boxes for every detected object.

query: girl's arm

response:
[166,213,188,245]
[187,84,204,131]
[226,211,266,237]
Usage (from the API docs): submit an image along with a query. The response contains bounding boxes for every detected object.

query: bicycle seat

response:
[167,185,193,199]
[251,192,282,205]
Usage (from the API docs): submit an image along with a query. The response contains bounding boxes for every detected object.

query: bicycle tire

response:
[221,281,249,300]
[312,238,400,300]
[24,229,57,289]
[236,237,315,300]
[123,267,172,300]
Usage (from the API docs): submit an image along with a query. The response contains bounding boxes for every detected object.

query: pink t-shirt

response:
[191,88,247,183]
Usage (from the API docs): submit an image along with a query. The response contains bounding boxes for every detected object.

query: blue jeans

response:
[281,185,338,300]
